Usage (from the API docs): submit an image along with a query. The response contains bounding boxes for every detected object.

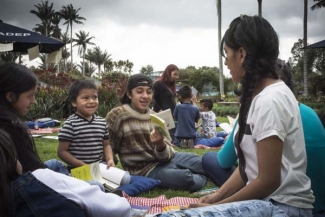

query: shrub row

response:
[26,87,118,121]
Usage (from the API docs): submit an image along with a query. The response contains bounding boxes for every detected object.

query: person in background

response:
[189,15,314,217]
[106,74,208,192]
[0,129,131,217]
[153,64,179,143]
[58,80,115,170]
[173,85,200,148]
[0,63,68,175]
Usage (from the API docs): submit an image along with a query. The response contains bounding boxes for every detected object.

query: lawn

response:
[34,116,229,198]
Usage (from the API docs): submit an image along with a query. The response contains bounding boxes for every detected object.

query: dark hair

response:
[155,64,179,95]
[0,63,38,111]
[275,59,293,91]
[68,79,97,102]
[0,129,20,217]
[178,85,192,99]
[221,15,279,170]
[120,75,153,104]
[200,99,213,110]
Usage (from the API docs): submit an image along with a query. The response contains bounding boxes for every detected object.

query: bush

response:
[27,87,119,121]
[212,105,239,117]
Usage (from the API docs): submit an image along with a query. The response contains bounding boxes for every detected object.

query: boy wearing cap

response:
[106,74,208,192]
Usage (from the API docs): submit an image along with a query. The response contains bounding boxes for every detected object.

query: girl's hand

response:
[199,191,222,204]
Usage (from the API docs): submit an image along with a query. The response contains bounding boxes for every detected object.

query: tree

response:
[60,4,86,70]
[311,0,325,10]
[60,32,70,72]
[30,1,55,37]
[140,64,154,76]
[30,0,55,69]
[73,30,95,76]
[0,52,19,65]
[216,0,224,99]
[303,0,308,96]
[51,12,62,39]
[77,62,96,77]
[85,46,111,77]
[257,0,262,17]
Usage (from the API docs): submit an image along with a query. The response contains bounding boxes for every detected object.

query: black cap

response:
[127,74,153,90]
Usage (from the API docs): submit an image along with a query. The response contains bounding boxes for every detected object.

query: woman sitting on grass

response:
[0,63,68,174]
[0,129,131,217]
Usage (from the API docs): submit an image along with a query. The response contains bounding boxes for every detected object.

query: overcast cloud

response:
[1,0,324,76]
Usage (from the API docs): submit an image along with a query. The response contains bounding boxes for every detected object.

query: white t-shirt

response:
[240,81,314,209]
[32,169,131,217]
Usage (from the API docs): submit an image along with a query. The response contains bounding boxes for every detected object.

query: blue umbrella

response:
[302,39,325,49]
[0,22,65,53]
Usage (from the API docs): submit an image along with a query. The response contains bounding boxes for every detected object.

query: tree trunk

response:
[45,26,48,70]
[258,0,262,17]
[70,21,73,71]
[82,51,85,76]
[303,0,308,97]
[217,0,224,99]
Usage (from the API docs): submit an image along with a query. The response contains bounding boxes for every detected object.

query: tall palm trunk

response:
[45,26,48,70]
[303,0,308,97]
[82,50,85,76]
[217,0,224,99]
[257,0,262,17]
[70,21,73,71]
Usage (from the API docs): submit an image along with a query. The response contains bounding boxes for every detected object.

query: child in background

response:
[0,63,68,174]
[173,85,200,148]
[58,80,115,171]
[197,99,217,138]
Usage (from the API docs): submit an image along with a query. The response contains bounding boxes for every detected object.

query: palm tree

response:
[303,0,308,97]
[216,0,224,99]
[30,0,55,69]
[30,1,55,37]
[73,30,95,76]
[61,32,71,72]
[104,59,114,72]
[311,0,325,10]
[257,0,262,17]
[0,52,20,64]
[85,46,111,77]
[51,12,62,39]
[60,4,86,70]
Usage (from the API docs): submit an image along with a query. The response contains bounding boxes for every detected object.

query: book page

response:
[71,164,93,181]
[153,109,175,129]
[99,163,126,188]
[150,114,171,141]
[219,123,233,134]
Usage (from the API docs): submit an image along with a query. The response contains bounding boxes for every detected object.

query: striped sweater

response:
[106,104,175,176]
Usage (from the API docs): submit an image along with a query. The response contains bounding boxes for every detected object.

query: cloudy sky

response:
[1,0,324,77]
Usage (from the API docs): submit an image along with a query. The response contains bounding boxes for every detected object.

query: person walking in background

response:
[0,63,68,175]
[153,64,179,143]
[106,74,208,192]
[173,85,200,148]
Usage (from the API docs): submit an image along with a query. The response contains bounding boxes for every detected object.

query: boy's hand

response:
[150,127,166,152]
[106,159,115,168]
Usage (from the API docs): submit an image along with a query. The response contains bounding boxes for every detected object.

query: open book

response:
[219,115,237,134]
[150,109,175,141]
[71,162,128,191]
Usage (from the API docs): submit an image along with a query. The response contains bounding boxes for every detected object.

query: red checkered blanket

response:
[123,193,199,214]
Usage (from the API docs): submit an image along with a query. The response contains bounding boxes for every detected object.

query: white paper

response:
[0,43,13,52]
[227,116,236,127]
[218,123,233,134]
[48,49,62,64]
[99,163,126,187]
[41,136,58,140]
[191,86,198,97]
[28,45,39,61]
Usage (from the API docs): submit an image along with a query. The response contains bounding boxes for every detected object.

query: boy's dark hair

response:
[200,99,213,110]
[178,85,192,99]
[68,80,97,102]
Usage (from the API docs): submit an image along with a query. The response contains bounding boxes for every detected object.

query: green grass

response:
[35,116,229,198]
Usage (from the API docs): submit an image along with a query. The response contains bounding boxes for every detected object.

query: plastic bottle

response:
[34,120,39,130]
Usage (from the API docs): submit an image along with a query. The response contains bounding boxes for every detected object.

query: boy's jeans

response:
[148,152,208,192]
[156,200,288,217]
[44,159,69,175]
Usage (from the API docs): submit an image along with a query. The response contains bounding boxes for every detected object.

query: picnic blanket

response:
[123,192,199,214]
[29,128,60,134]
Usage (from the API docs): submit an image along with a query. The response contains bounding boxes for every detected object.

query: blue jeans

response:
[202,152,236,187]
[11,172,87,217]
[157,200,288,217]
[148,152,208,192]
[195,137,225,147]
[44,159,69,175]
